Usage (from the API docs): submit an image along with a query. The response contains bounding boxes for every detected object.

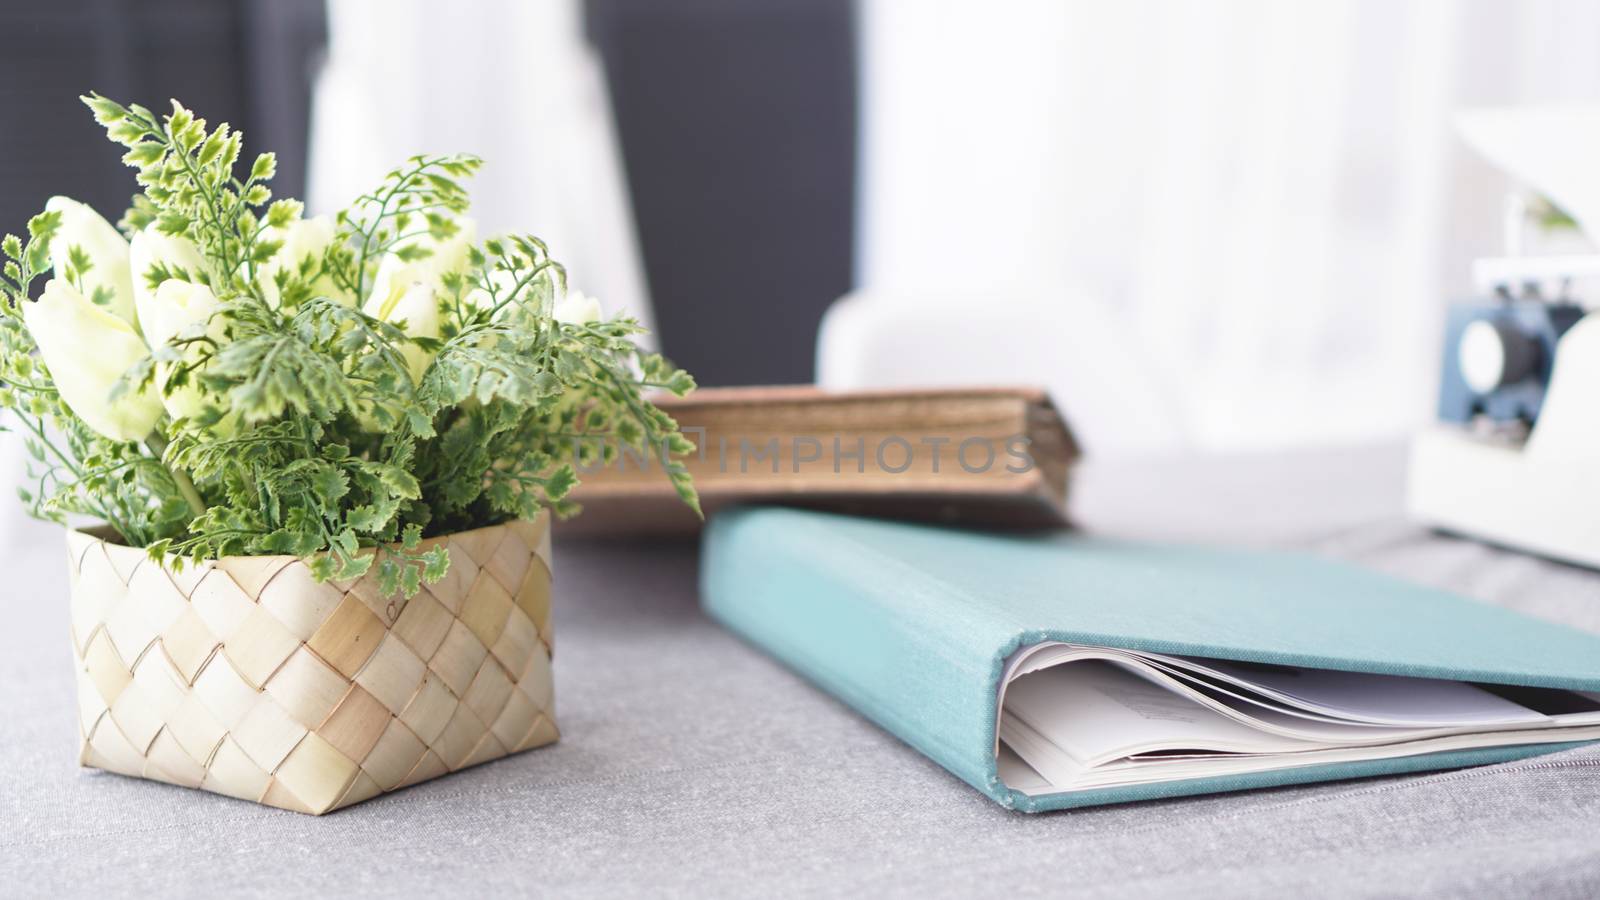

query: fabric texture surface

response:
[3,444,1600,896]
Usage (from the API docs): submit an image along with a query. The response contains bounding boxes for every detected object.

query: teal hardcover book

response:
[700,507,1600,812]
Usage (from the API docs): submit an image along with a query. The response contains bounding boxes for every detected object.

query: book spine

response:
[701,508,1017,805]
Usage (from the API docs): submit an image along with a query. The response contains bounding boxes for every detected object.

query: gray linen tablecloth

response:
[3,443,1599,897]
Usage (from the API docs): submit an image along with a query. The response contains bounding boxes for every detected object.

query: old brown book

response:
[561,385,1078,536]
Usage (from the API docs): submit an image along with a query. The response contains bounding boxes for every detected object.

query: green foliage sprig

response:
[0,94,699,598]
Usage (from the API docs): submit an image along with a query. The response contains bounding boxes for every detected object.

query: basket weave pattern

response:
[66,514,557,815]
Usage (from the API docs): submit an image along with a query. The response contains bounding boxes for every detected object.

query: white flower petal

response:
[553,290,602,326]
[260,215,346,308]
[381,281,443,384]
[23,279,161,441]
[45,196,136,328]
[130,227,205,337]
[366,216,476,319]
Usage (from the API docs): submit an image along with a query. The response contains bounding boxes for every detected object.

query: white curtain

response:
[307,0,654,336]
[843,0,1600,452]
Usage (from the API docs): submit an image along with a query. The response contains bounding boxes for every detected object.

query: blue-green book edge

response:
[700,507,1600,812]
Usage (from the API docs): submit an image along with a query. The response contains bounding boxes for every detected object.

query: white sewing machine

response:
[1408,107,1600,568]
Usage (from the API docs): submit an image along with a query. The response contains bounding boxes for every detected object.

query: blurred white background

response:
[832,0,1600,453]
[308,0,656,335]
[0,0,1597,546]
[306,0,1600,455]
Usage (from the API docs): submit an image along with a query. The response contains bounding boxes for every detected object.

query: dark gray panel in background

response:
[0,0,324,256]
[587,0,857,386]
[1,0,854,386]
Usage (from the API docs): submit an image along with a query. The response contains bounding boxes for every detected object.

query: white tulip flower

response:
[129,229,223,422]
[22,279,162,441]
[367,216,476,318]
[130,227,205,329]
[45,196,137,328]
[140,278,219,349]
[553,289,602,326]
[259,215,347,308]
[366,280,442,384]
[143,279,222,422]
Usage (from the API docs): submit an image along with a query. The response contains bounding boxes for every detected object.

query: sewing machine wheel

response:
[1458,319,1538,393]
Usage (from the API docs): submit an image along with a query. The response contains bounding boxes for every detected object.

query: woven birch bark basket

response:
[65,512,557,815]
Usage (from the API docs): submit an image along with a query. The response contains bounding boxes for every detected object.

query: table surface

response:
[4,443,1600,898]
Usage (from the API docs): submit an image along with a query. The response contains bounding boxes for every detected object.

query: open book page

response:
[998,643,1600,796]
[1152,655,1549,726]
[1003,662,1317,768]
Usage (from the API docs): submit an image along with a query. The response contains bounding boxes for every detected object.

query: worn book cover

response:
[562,385,1078,536]
[701,507,1600,811]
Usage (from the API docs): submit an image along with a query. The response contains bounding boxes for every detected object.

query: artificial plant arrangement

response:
[4,95,697,814]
